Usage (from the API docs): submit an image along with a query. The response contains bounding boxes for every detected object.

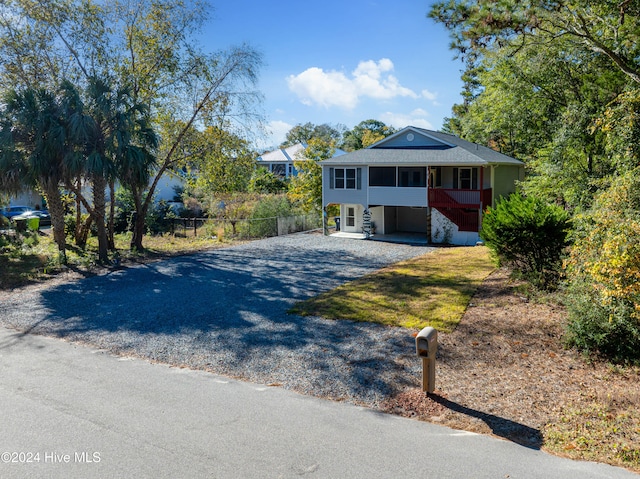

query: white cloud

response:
[421,89,438,102]
[256,120,293,150]
[287,59,417,110]
[379,109,434,130]
[287,67,358,109]
[268,120,293,145]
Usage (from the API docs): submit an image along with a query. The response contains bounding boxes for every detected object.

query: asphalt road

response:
[0,327,636,479]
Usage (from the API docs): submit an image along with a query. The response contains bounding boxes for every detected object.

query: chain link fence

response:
[164,214,322,240]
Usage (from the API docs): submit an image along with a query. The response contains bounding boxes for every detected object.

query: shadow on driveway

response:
[1,235,434,406]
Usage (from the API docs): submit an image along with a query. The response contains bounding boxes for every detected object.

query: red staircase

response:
[428,188,491,232]
[434,207,479,232]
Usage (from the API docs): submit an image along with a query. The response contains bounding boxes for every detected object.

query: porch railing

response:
[428,188,492,209]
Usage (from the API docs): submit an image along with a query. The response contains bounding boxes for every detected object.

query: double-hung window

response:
[330,168,361,189]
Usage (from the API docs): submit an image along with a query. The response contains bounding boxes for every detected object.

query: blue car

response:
[0,205,34,219]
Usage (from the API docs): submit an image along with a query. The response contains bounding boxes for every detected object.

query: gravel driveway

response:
[0,233,434,408]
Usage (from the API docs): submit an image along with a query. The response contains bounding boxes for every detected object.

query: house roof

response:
[258,142,346,163]
[321,126,524,167]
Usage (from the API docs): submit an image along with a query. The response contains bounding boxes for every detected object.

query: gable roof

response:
[258,142,347,163]
[321,126,523,167]
[257,143,307,163]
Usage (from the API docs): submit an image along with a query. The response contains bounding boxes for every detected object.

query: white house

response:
[4,169,185,212]
[321,126,524,245]
[257,142,346,178]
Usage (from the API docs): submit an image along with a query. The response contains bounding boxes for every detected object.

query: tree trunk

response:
[74,179,83,246]
[130,186,146,251]
[40,179,67,262]
[107,180,115,250]
[92,175,110,264]
[77,215,93,249]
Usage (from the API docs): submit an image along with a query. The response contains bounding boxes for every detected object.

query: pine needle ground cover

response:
[290,246,495,332]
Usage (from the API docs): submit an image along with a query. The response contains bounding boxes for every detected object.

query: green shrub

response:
[480,192,570,289]
[564,279,640,363]
[249,167,288,194]
[247,195,295,238]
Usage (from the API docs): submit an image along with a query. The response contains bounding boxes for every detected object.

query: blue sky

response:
[204,0,463,149]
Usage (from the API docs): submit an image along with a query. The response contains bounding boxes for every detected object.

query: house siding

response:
[493,165,523,204]
[369,187,427,207]
[375,131,446,149]
[323,166,367,206]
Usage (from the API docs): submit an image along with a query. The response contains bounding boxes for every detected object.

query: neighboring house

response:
[153,169,186,203]
[4,190,45,210]
[321,126,524,245]
[257,142,346,178]
[3,170,185,212]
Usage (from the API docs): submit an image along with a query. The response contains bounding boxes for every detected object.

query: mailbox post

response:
[415,326,438,393]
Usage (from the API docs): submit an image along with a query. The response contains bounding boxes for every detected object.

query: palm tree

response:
[0,87,71,260]
[67,76,157,263]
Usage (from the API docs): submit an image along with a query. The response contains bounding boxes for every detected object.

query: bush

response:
[480,192,570,289]
[564,170,640,363]
[564,279,640,363]
[246,194,296,238]
[249,167,288,194]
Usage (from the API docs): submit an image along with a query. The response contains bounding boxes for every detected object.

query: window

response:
[346,168,356,189]
[453,167,478,190]
[335,168,345,189]
[369,167,396,187]
[398,167,426,187]
[459,168,472,189]
[330,168,361,189]
[429,167,442,188]
[271,164,285,176]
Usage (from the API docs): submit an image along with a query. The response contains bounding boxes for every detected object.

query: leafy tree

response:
[480,193,570,289]
[341,119,395,151]
[287,138,334,214]
[444,41,626,210]
[280,122,344,148]
[0,0,263,253]
[594,88,640,173]
[429,0,640,86]
[187,126,256,195]
[564,169,640,362]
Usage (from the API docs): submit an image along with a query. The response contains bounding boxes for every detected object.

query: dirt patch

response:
[380,268,640,468]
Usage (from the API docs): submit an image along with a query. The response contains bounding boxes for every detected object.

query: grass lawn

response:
[289,246,495,332]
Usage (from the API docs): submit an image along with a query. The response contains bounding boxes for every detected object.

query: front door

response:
[342,204,359,232]
[346,206,355,229]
